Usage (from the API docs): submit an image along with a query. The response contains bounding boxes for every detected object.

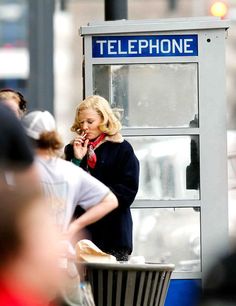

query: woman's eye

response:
[88,121,94,124]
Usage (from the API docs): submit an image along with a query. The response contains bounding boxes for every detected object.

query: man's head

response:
[0,89,27,118]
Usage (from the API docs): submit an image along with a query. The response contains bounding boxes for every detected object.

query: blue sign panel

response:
[92,34,198,58]
[165,279,201,306]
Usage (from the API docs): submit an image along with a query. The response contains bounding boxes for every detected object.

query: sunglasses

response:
[0,88,27,112]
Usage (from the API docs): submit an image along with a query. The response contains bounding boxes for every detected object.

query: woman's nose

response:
[82,122,89,131]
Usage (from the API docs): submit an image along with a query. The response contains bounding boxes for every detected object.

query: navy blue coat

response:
[65,139,139,255]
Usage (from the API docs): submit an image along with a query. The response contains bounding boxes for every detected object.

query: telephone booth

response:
[80,17,229,306]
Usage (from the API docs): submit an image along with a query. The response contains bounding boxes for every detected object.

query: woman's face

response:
[78,108,103,140]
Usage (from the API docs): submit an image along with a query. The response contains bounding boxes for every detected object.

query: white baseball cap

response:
[22,111,56,140]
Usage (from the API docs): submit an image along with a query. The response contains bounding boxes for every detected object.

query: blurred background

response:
[1,0,236,138]
[0,0,235,270]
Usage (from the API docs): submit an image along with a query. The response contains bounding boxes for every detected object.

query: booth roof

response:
[80,17,230,36]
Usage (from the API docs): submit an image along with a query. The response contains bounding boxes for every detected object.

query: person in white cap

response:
[22,110,118,244]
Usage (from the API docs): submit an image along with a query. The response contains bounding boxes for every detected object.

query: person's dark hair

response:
[36,131,63,151]
[0,187,42,268]
[0,88,27,112]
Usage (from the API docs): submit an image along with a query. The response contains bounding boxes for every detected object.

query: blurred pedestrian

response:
[0,88,27,118]
[0,103,39,187]
[0,187,62,306]
[200,251,236,306]
[65,95,139,261]
[22,110,118,244]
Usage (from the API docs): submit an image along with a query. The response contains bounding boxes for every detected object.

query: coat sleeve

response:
[64,144,74,161]
[108,144,139,209]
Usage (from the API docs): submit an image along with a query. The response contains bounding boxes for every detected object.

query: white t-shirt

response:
[35,156,109,231]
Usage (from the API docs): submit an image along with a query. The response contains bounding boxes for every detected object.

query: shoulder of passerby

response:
[74,165,110,210]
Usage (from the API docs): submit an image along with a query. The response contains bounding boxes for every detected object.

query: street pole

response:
[105,0,128,21]
[104,0,128,124]
[28,0,55,113]
[168,0,177,11]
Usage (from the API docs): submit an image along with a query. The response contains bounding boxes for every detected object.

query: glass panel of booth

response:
[127,135,200,200]
[131,207,201,272]
[93,63,199,128]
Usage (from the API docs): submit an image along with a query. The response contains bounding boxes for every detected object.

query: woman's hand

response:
[73,134,89,160]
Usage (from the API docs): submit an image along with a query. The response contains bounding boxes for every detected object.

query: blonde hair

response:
[71,95,122,136]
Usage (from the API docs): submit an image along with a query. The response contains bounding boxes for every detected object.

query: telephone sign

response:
[92,34,198,58]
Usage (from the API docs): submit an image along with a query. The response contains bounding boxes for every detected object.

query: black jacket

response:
[65,139,139,254]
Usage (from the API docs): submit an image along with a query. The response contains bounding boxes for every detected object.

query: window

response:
[132,208,201,272]
[128,135,200,200]
[93,63,198,128]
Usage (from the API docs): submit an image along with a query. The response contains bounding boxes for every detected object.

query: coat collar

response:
[94,133,123,150]
[105,133,124,143]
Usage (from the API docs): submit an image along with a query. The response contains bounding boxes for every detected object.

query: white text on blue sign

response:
[92,35,198,58]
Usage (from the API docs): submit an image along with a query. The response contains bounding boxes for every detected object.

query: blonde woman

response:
[65,95,139,261]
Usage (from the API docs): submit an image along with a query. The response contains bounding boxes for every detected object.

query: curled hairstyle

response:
[35,131,63,152]
[71,95,122,136]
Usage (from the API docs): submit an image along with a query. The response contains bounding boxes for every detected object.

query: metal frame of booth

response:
[80,17,229,285]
